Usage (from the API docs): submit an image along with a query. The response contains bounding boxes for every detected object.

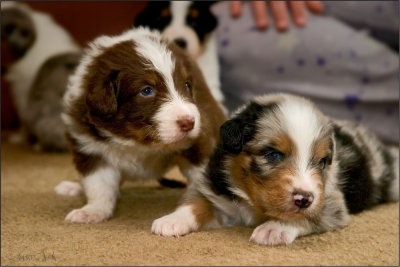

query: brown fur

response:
[169,43,225,166]
[82,40,169,144]
[230,149,324,221]
[183,194,214,226]
[308,170,325,216]
[155,93,398,245]
[65,34,226,177]
[65,133,104,176]
[270,133,294,156]
[312,138,330,161]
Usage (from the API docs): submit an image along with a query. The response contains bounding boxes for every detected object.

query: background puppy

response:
[135,1,225,108]
[25,52,82,151]
[152,93,399,245]
[55,27,226,223]
[2,2,81,151]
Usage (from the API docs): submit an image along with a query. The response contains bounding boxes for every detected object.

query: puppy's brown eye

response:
[185,81,191,91]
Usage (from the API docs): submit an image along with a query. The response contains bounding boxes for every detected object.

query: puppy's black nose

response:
[293,191,314,209]
[177,118,194,132]
[174,38,187,49]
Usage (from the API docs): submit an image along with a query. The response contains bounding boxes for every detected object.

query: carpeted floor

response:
[1,138,399,266]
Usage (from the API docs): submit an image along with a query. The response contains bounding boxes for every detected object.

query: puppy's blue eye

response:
[266,151,284,163]
[140,87,154,96]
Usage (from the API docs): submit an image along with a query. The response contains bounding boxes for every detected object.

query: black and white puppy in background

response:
[152,93,399,245]
[135,1,226,111]
[2,2,81,151]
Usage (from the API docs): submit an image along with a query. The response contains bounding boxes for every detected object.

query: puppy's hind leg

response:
[65,165,120,223]
[152,192,216,237]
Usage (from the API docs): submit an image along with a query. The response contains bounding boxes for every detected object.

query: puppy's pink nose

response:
[177,118,194,132]
[293,191,314,209]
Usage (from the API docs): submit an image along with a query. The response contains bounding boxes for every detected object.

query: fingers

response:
[251,1,268,30]
[231,1,323,31]
[305,1,324,14]
[231,1,243,17]
[288,1,307,27]
[269,1,289,31]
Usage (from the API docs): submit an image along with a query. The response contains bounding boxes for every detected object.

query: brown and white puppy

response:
[135,1,224,106]
[152,93,399,245]
[54,27,226,223]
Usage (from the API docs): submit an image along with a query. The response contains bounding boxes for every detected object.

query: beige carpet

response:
[1,137,399,266]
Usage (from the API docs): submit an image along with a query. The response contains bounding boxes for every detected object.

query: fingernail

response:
[296,17,306,27]
[257,20,268,30]
[277,22,289,32]
[258,24,268,30]
[232,12,240,18]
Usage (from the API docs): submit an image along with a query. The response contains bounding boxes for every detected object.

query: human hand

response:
[230,1,324,31]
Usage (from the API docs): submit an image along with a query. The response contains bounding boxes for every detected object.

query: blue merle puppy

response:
[152,93,399,245]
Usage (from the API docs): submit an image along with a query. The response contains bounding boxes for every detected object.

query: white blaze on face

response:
[279,99,323,199]
[133,30,201,144]
[162,1,201,59]
[133,32,178,101]
[155,98,201,144]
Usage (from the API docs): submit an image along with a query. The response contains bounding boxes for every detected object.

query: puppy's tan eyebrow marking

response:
[312,137,331,160]
[269,133,294,156]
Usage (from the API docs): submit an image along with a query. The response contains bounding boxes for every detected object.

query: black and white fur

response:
[135,1,225,108]
[152,93,399,245]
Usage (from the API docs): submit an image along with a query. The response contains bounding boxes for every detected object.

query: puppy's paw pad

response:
[54,181,82,196]
[250,221,297,246]
[151,207,197,237]
[65,206,110,223]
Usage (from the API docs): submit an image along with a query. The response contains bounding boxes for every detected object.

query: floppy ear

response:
[220,119,244,154]
[86,70,120,119]
[220,103,264,154]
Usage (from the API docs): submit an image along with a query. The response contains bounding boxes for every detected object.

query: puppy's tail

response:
[387,145,399,202]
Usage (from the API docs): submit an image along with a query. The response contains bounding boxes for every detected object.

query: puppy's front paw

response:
[54,181,82,196]
[65,205,112,223]
[250,221,298,246]
[151,206,198,237]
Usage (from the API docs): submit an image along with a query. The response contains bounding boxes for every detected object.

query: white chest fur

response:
[71,130,177,180]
